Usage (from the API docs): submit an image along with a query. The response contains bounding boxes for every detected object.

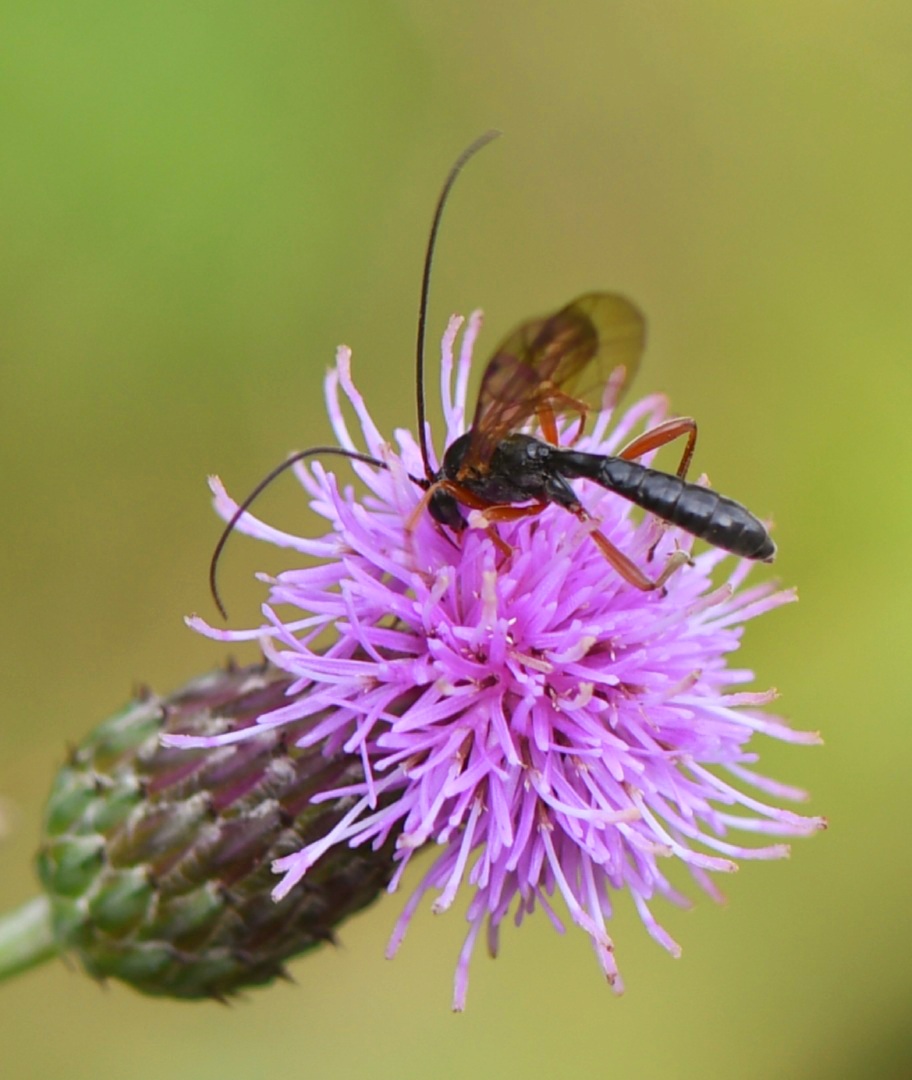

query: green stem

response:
[0,896,59,982]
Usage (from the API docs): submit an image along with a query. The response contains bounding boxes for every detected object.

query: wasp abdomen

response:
[560,452,775,562]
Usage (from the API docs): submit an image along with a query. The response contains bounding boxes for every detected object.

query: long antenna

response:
[209,446,390,620]
[415,130,501,479]
[211,131,500,619]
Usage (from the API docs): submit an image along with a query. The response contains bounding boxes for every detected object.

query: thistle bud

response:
[34,662,398,1000]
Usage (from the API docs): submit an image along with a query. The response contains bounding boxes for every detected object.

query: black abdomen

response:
[561,452,775,561]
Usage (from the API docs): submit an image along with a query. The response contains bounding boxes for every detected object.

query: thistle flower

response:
[171,309,825,1009]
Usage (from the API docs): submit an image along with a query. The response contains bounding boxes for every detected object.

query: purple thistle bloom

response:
[167,309,825,1009]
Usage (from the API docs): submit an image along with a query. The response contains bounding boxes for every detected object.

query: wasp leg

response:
[537,389,589,447]
[535,470,689,588]
[467,499,549,557]
[537,403,560,445]
[474,501,548,525]
[481,528,514,557]
[618,416,698,478]
[403,482,459,562]
[617,417,698,562]
[405,482,437,532]
[573,507,690,590]
[407,477,498,531]
[439,479,494,511]
[430,480,517,557]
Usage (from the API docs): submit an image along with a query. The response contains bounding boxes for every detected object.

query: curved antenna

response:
[415,129,501,479]
[212,132,500,618]
[210,446,398,620]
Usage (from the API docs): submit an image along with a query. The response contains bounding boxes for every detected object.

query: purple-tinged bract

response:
[168,310,825,1009]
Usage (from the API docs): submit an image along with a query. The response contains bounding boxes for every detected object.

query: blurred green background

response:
[2,3,910,1078]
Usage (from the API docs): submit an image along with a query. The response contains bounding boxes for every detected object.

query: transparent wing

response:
[463,292,646,466]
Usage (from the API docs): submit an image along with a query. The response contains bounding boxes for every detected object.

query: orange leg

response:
[438,480,494,512]
[574,508,690,591]
[469,500,549,557]
[407,478,500,531]
[474,501,548,525]
[486,499,688,591]
[537,391,589,447]
[618,416,698,479]
[404,482,460,558]
[409,480,519,558]
[412,479,687,589]
[405,482,436,532]
[617,416,698,562]
[537,403,559,446]
[484,527,514,558]
[565,408,588,446]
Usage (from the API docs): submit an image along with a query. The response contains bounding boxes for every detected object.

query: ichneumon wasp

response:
[209,131,775,618]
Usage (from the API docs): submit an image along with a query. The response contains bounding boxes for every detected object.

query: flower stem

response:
[0,896,59,983]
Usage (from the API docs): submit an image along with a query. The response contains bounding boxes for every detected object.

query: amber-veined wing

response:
[462,292,646,467]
